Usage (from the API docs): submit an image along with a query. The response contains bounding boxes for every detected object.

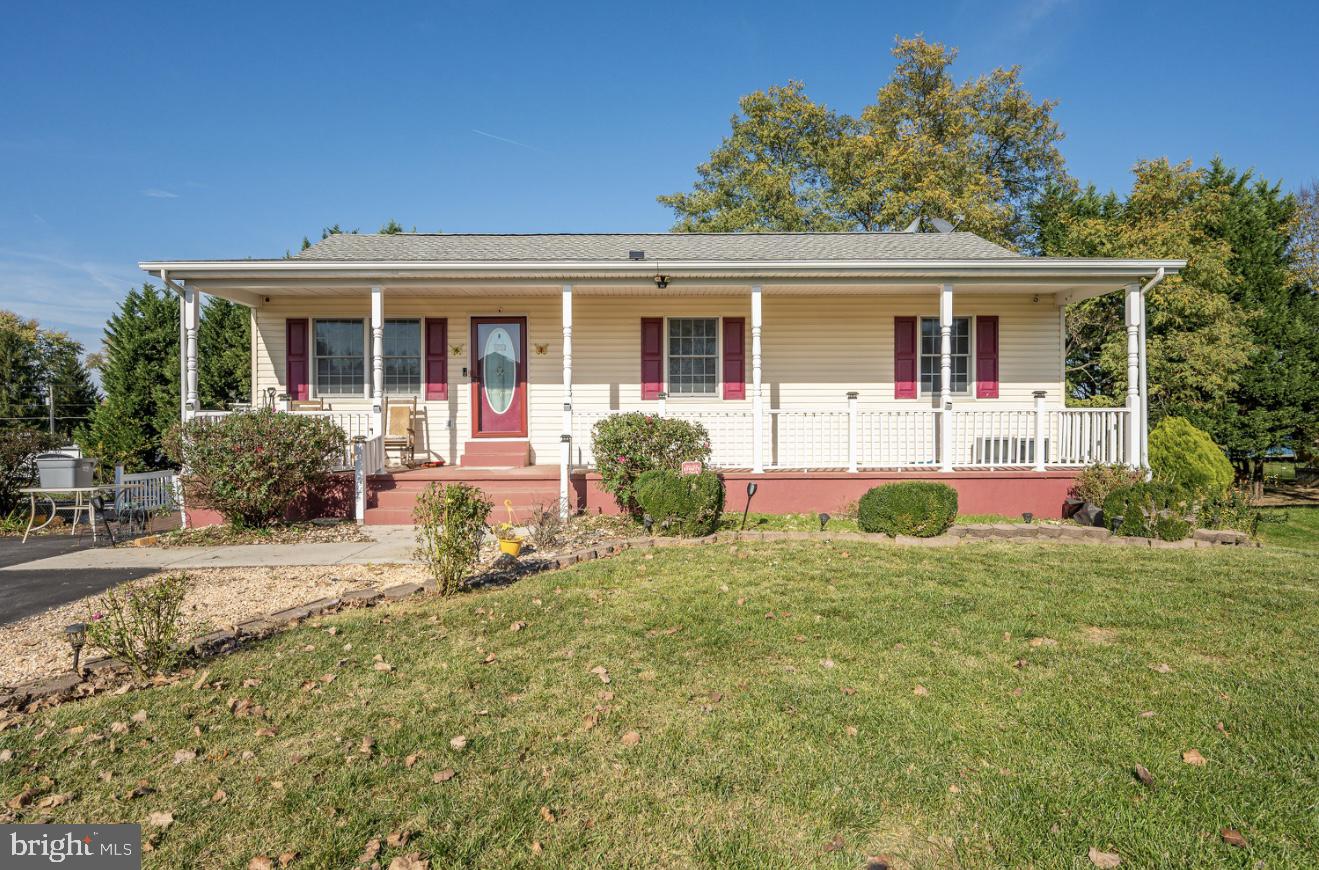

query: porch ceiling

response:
[139,258,1184,308]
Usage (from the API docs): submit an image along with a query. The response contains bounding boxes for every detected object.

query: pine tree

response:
[198,297,251,409]
[37,331,100,439]
[79,284,180,471]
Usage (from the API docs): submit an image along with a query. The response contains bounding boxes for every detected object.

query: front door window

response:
[471,318,527,436]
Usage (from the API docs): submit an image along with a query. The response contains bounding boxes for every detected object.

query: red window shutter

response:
[641,318,664,400]
[722,317,745,400]
[976,315,999,398]
[894,317,917,399]
[286,318,309,401]
[425,318,448,400]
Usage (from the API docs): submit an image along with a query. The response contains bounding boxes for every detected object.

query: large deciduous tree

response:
[659,37,1065,247]
[0,311,44,431]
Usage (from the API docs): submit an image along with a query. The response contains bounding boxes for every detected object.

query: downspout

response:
[1137,267,1165,470]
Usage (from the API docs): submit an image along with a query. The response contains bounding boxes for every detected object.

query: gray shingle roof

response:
[292,232,1018,262]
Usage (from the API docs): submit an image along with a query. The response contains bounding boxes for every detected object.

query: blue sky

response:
[1,0,1315,352]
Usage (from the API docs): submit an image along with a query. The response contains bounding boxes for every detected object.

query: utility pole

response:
[47,383,55,435]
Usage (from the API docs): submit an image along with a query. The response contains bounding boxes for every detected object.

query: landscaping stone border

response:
[0,523,1255,713]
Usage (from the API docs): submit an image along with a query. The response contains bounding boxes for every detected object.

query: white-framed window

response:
[312,318,423,397]
[382,319,421,395]
[313,319,366,397]
[919,316,971,395]
[667,317,719,396]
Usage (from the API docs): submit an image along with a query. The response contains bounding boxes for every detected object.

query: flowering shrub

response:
[591,413,711,515]
[414,482,491,596]
[167,408,347,528]
[87,573,191,680]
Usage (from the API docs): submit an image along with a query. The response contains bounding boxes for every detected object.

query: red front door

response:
[470,317,528,437]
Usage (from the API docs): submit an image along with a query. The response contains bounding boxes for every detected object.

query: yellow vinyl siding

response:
[251,292,1063,466]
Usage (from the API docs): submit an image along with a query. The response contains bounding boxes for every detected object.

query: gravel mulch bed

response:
[0,564,424,688]
[150,521,371,548]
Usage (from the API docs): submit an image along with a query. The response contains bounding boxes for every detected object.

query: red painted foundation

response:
[186,466,1079,527]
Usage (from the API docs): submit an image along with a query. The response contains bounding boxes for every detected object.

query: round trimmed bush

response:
[1148,417,1233,497]
[634,469,725,537]
[1102,482,1191,539]
[856,482,958,537]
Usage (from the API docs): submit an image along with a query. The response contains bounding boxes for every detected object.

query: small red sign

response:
[680,460,703,475]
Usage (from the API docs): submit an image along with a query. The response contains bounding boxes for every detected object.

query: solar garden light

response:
[1022,512,1034,524]
[819,512,831,532]
[642,514,654,535]
[740,482,759,531]
[1110,514,1124,534]
[64,622,87,678]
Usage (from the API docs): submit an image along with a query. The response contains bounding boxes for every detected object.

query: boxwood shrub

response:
[634,469,725,537]
[1102,482,1192,540]
[857,482,958,537]
[1148,417,1233,497]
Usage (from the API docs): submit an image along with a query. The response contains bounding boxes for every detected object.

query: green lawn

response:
[3,542,1317,867]
[1259,506,1319,552]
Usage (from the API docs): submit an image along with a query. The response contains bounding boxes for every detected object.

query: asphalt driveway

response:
[0,536,158,626]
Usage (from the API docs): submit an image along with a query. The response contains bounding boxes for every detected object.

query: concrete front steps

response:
[363,466,562,525]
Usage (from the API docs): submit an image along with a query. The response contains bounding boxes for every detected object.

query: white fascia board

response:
[139,258,1186,281]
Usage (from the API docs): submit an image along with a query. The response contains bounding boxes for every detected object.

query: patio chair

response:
[383,397,416,464]
[90,495,147,545]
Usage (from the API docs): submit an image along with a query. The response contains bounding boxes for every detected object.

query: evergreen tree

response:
[79,284,180,471]
[198,297,251,409]
[0,311,43,431]
[37,330,100,439]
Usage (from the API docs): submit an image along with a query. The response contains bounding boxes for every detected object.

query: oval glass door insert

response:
[482,327,517,414]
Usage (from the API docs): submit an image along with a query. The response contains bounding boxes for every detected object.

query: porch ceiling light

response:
[653,273,668,289]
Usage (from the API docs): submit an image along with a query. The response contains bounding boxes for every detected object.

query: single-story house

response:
[139,231,1184,523]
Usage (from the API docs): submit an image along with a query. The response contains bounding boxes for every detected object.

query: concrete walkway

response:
[0,526,419,571]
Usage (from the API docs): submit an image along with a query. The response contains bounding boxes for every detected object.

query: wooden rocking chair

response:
[383,397,416,464]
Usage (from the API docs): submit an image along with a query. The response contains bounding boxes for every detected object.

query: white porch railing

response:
[568,400,1132,471]
[113,467,178,512]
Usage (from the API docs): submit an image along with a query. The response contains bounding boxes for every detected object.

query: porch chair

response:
[383,397,417,465]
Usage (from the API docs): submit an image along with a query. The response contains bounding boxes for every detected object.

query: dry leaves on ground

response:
[448,735,467,751]
[1182,749,1207,766]
[1088,847,1121,867]
[432,769,456,783]
[147,810,174,829]
[620,731,641,747]
[1220,828,1248,848]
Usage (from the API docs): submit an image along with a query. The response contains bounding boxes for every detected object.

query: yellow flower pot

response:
[498,538,523,557]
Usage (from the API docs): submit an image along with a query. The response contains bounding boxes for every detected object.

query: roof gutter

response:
[140,257,1187,281]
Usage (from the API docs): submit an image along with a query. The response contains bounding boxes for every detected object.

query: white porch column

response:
[370,286,384,436]
[939,283,954,472]
[183,282,199,419]
[560,283,573,519]
[1124,282,1141,468]
[1138,288,1149,469]
[751,285,764,473]
[1033,390,1047,472]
